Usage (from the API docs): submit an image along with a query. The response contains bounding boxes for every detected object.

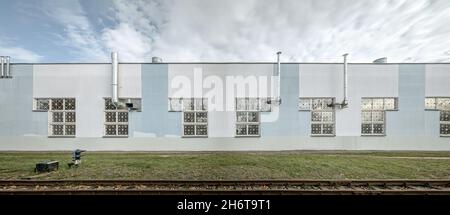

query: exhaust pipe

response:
[332,54,349,109]
[0,56,4,78]
[111,52,120,106]
[342,53,348,107]
[274,51,282,105]
[6,56,10,78]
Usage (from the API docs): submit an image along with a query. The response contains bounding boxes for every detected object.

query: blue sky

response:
[1,0,450,63]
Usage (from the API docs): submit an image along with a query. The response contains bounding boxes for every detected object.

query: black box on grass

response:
[35,161,59,173]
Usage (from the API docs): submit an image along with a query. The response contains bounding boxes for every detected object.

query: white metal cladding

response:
[2,63,450,150]
[32,64,141,137]
[299,64,399,136]
[426,64,450,97]
[168,64,274,137]
[168,64,274,98]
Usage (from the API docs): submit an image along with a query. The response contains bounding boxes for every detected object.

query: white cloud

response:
[40,0,108,62]
[102,23,152,61]
[0,41,42,62]
[41,0,450,62]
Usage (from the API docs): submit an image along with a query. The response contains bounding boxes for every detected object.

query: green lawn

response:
[1,151,450,180]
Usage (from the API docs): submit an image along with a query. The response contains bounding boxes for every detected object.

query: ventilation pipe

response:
[274,51,282,105]
[333,54,349,109]
[0,56,4,78]
[342,53,348,107]
[111,52,120,107]
[5,56,10,78]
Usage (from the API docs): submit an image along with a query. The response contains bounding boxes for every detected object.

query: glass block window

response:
[104,98,129,137]
[426,97,450,136]
[33,98,50,111]
[298,98,335,136]
[425,97,450,111]
[361,97,397,136]
[168,98,183,112]
[169,97,272,112]
[235,98,261,137]
[182,98,208,137]
[298,98,334,111]
[259,97,272,112]
[48,98,76,137]
[441,110,450,136]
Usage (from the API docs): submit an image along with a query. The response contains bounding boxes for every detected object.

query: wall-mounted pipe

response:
[111,52,119,106]
[342,53,348,107]
[5,56,10,77]
[0,56,4,78]
[332,53,349,109]
[276,51,282,105]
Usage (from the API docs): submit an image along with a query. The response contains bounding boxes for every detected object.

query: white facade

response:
[0,62,449,151]
[32,64,141,137]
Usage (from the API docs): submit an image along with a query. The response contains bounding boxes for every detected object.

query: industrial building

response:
[0,53,449,151]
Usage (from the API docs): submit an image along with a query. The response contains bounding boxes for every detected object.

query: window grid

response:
[298,98,335,136]
[104,98,129,137]
[361,110,385,136]
[168,97,272,112]
[311,110,335,136]
[361,97,397,136]
[426,97,450,136]
[48,98,76,137]
[440,110,450,137]
[235,98,261,137]
[182,98,208,137]
[33,98,50,111]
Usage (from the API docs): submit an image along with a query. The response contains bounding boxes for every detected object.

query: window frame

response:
[440,110,450,137]
[181,98,208,138]
[298,97,336,137]
[47,98,76,138]
[235,98,262,137]
[33,98,50,112]
[103,98,129,138]
[360,97,398,136]
[426,97,450,137]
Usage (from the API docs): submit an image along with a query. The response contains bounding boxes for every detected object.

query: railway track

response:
[1,179,450,195]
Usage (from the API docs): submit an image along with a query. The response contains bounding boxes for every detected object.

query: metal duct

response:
[5,56,10,77]
[343,53,348,106]
[332,54,349,109]
[276,51,282,105]
[111,52,119,106]
[0,56,4,78]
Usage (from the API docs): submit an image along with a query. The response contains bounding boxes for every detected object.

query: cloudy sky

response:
[0,0,449,63]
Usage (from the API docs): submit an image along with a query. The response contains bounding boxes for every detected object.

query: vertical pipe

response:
[0,56,4,78]
[343,53,348,105]
[6,56,10,78]
[276,51,282,104]
[111,52,119,106]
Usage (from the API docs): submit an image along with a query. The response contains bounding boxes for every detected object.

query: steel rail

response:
[1,189,450,195]
[1,180,449,195]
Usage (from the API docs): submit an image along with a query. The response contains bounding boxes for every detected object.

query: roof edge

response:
[9,62,450,65]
